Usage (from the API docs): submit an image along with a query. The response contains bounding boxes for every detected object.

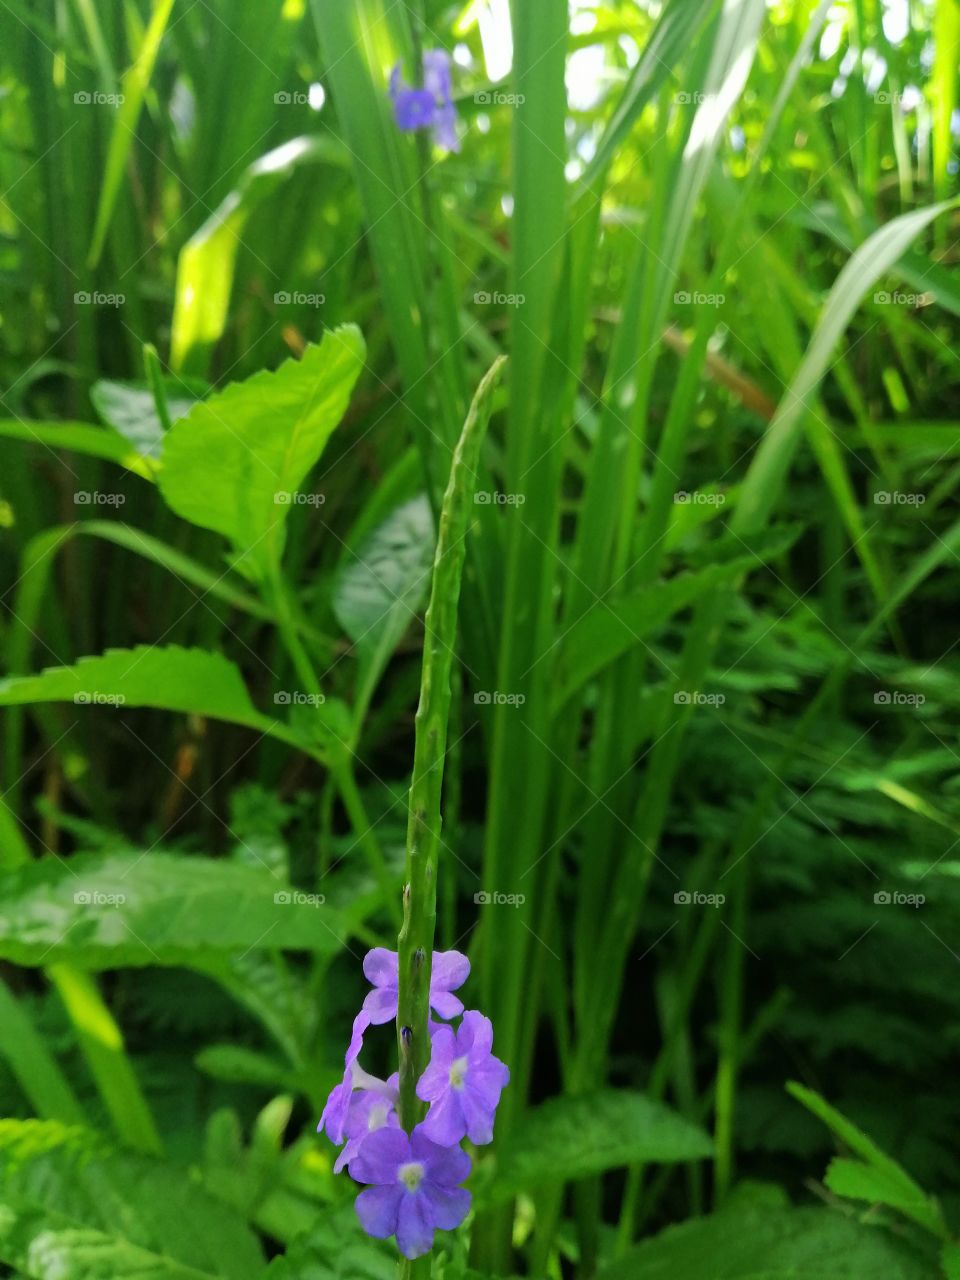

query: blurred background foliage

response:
[0,0,959,1276]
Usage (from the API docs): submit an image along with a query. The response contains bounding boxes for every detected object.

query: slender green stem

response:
[395,357,505,1280]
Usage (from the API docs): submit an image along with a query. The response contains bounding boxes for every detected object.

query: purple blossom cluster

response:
[389,49,460,153]
[318,948,509,1259]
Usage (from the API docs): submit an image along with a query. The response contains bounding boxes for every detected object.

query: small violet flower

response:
[318,1060,397,1149]
[346,948,470,1065]
[334,1074,401,1174]
[417,1011,509,1146]
[352,1125,471,1259]
[389,49,460,152]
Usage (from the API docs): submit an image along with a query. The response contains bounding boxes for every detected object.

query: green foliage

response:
[485,1092,713,1203]
[0,851,344,968]
[595,1204,935,1280]
[158,328,365,583]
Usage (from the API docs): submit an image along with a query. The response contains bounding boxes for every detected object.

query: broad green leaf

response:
[0,645,320,755]
[825,1158,945,1239]
[734,201,956,536]
[0,850,345,968]
[86,0,177,267]
[158,327,365,582]
[0,1196,217,1280]
[0,419,155,478]
[333,494,435,719]
[170,136,349,374]
[485,1091,712,1203]
[596,1204,934,1280]
[90,378,204,460]
[0,1120,263,1278]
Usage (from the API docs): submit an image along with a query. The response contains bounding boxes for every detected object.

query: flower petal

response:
[430,949,470,992]
[355,1185,403,1239]
[412,1127,471,1184]
[429,989,464,1020]
[458,1010,493,1058]
[362,948,399,989]
[417,1026,456,1101]
[418,1088,465,1147]
[396,1192,435,1259]
[351,1127,411,1184]
[393,88,436,132]
[361,985,398,1026]
[345,1010,370,1066]
[318,1071,352,1144]
[460,1088,496,1145]
[424,1183,471,1231]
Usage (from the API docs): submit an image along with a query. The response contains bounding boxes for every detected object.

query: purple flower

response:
[417,1011,509,1146]
[388,50,460,152]
[319,1061,397,1148]
[334,1074,400,1173]
[347,948,470,1065]
[352,1125,471,1259]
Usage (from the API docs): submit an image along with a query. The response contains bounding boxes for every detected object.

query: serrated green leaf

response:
[825,1158,945,1239]
[158,328,365,582]
[485,1091,713,1202]
[0,851,345,969]
[0,645,315,755]
[595,1204,934,1280]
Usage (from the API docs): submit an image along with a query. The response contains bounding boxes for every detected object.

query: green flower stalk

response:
[396,354,507,1140]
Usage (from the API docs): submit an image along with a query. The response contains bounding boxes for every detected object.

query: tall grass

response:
[0,0,958,1277]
